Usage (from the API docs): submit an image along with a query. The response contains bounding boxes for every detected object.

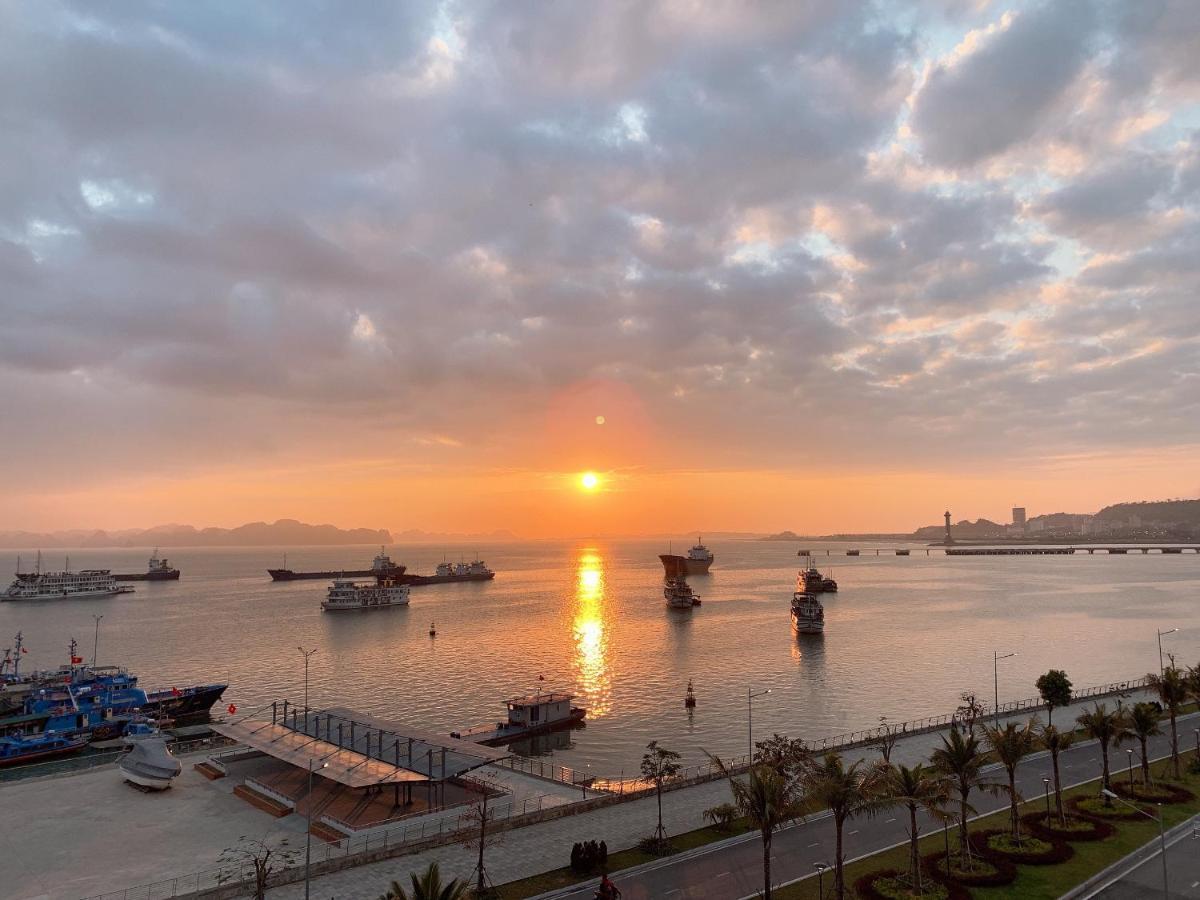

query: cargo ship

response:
[268,547,405,581]
[114,551,180,582]
[659,537,714,577]
[407,559,496,585]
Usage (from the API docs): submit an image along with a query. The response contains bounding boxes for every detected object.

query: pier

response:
[798,545,1200,556]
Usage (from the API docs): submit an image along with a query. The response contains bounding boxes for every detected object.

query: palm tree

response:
[1127,701,1162,787]
[1150,665,1188,778]
[1036,723,1075,824]
[378,862,471,900]
[799,752,887,899]
[709,756,799,900]
[983,720,1036,842]
[1076,702,1130,805]
[882,763,952,893]
[930,729,997,866]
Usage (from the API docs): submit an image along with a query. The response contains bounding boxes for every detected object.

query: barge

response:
[451,690,586,746]
[269,548,405,581]
[407,559,496,585]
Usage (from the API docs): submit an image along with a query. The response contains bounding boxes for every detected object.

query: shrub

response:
[923,850,1017,888]
[702,802,738,832]
[1111,780,1195,804]
[1022,811,1115,842]
[1071,796,1153,821]
[973,829,1073,865]
[853,869,967,900]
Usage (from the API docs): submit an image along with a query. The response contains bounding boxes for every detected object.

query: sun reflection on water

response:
[573,550,612,718]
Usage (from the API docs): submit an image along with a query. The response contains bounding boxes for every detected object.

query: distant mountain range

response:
[0,519,525,548]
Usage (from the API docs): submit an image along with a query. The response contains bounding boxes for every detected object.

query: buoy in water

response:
[684,678,697,708]
[429,622,437,637]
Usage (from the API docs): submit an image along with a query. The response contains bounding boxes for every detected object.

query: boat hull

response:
[270,567,405,581]
[462,708,587,746]
[321,599,411,611]
[113,570,180,581]
[1,587,133,602]
[659,554,713,577]
[143,684,227,722]
[119,768,175,790]
[790,613,825,635]
[406,572,496,585]
[0,736,88,767]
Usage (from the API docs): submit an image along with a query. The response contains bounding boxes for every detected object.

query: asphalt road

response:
[1094,815,1200,899]
[550,713,1200,900]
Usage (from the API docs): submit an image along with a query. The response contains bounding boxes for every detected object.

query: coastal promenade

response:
[267,687,1160,900]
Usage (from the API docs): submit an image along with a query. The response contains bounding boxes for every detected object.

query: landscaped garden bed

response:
[923,849,1017,888]
[1022,810,1115,842]
[972,828,1073,865]
[853,868,970,900]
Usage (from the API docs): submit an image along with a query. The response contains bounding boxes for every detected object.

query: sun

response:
[580,471,600,491]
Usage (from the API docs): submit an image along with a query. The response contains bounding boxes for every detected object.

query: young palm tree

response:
[882,763,952,893]
[982,720,1036,841]
[1036,723,1075,824]
[1127,701,1162,787]
[378,862,471,900]
[1149,665,1188,778]
[799,752,887,900]
[708,756,799,900]
[930,729,997,866]
[1076,702,1130,805]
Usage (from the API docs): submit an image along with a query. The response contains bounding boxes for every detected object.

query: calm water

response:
[2,541,1198,775]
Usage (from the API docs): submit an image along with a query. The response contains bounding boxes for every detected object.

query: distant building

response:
[1012,507,1026,528]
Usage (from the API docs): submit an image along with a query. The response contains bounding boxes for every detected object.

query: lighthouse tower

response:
[944,511,954,545]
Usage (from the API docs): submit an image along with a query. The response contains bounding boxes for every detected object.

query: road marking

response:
[1191,880,1198,888]
[808,841,820,847]
[717,872,730,878]
[885,818,896,823]
[849,830,859,836]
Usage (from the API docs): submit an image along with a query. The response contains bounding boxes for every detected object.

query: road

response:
[547,713,1200,900]
[1093,814,1200,899]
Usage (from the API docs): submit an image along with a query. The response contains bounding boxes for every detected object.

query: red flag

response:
[20,647,27,654]
[227,703,237,715]
[70,656,83,664]
[171,686,182,697]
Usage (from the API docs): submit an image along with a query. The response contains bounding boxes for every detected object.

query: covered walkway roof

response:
[213,719,430,788]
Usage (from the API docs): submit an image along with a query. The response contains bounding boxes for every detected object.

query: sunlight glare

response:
[580,471,599,491]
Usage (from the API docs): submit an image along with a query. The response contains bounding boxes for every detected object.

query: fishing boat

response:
[3,554,134,601]
[321,577,411,612]
[451,690,586,746]
[664,578,701,608]
[0,731,88,767]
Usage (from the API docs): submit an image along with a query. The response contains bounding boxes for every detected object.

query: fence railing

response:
[82,675,1155,900]
[493,753,588,786]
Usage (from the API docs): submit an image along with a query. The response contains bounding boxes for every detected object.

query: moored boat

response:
[0,731,88,767]
[451,690,586,746]
[269,547,406,582]
[407,558,497,585]
[790,590,825,635]
[118,737,182,789]
[321,577,411,611]
[114,550,180,582]
[664,578,701,608]
[4,555,134,602]
[659,537,715,577]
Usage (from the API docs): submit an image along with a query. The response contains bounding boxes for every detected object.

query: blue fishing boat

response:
[0,731,88,767]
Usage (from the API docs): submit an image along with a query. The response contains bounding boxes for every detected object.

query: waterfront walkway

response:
[269,688,1158,899]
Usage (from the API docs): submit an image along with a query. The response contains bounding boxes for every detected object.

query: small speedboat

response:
[122,714,169,745]
[119,737,182,790]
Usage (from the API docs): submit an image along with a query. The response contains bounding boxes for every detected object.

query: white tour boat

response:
[3,555,134,602]
[321,578,411,612]
[790,589,825,634]
[664,578,701,609]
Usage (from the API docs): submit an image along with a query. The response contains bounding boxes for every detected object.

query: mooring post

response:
[272,700,278,724]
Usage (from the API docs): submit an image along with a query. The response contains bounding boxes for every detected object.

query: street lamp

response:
[91,615,103,667]
[304,758,329,900]
[298,646,317,730]
[814,862,829,899]
[1102,790,1167,899]
[1193,728,1199,758]
[1157,628,1178,678]
[994,651,1015,723]
[1042,777,1051,822]
[748,687,772,762]
[1126,749,1136,790]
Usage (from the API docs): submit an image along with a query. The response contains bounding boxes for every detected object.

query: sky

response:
[1,0,1198,538]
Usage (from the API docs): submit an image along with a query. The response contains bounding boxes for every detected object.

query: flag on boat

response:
[171,687,182,697]
[71,655,83,664]
[227,703,237,715]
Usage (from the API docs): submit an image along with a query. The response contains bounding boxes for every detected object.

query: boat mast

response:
[12,632,22,678]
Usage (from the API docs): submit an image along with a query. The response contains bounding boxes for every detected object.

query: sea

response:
[1,540,1197,777]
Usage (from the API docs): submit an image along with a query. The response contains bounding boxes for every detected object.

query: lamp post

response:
[994,651,1015,723]
[1127,749,1136,790]
[748,687,771,761]
[814,862,829,899]
[1102,790,1167,899]
[1042,777,1051,822]
[304,759,328,900]
[298,646,317,729]
[1193,728,1199,759]
[1157,628,1178,678]
[91,614,103,667]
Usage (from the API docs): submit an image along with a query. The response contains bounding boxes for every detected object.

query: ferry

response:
[798,556,837,593]
[451,690,586,746]
[664,578,701,608]
[269,547,406,582]
[659,537,715,577]
[790,590,825,635]
[321,577,411,612]
[3,555,134,602]
[114,551,180,581]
